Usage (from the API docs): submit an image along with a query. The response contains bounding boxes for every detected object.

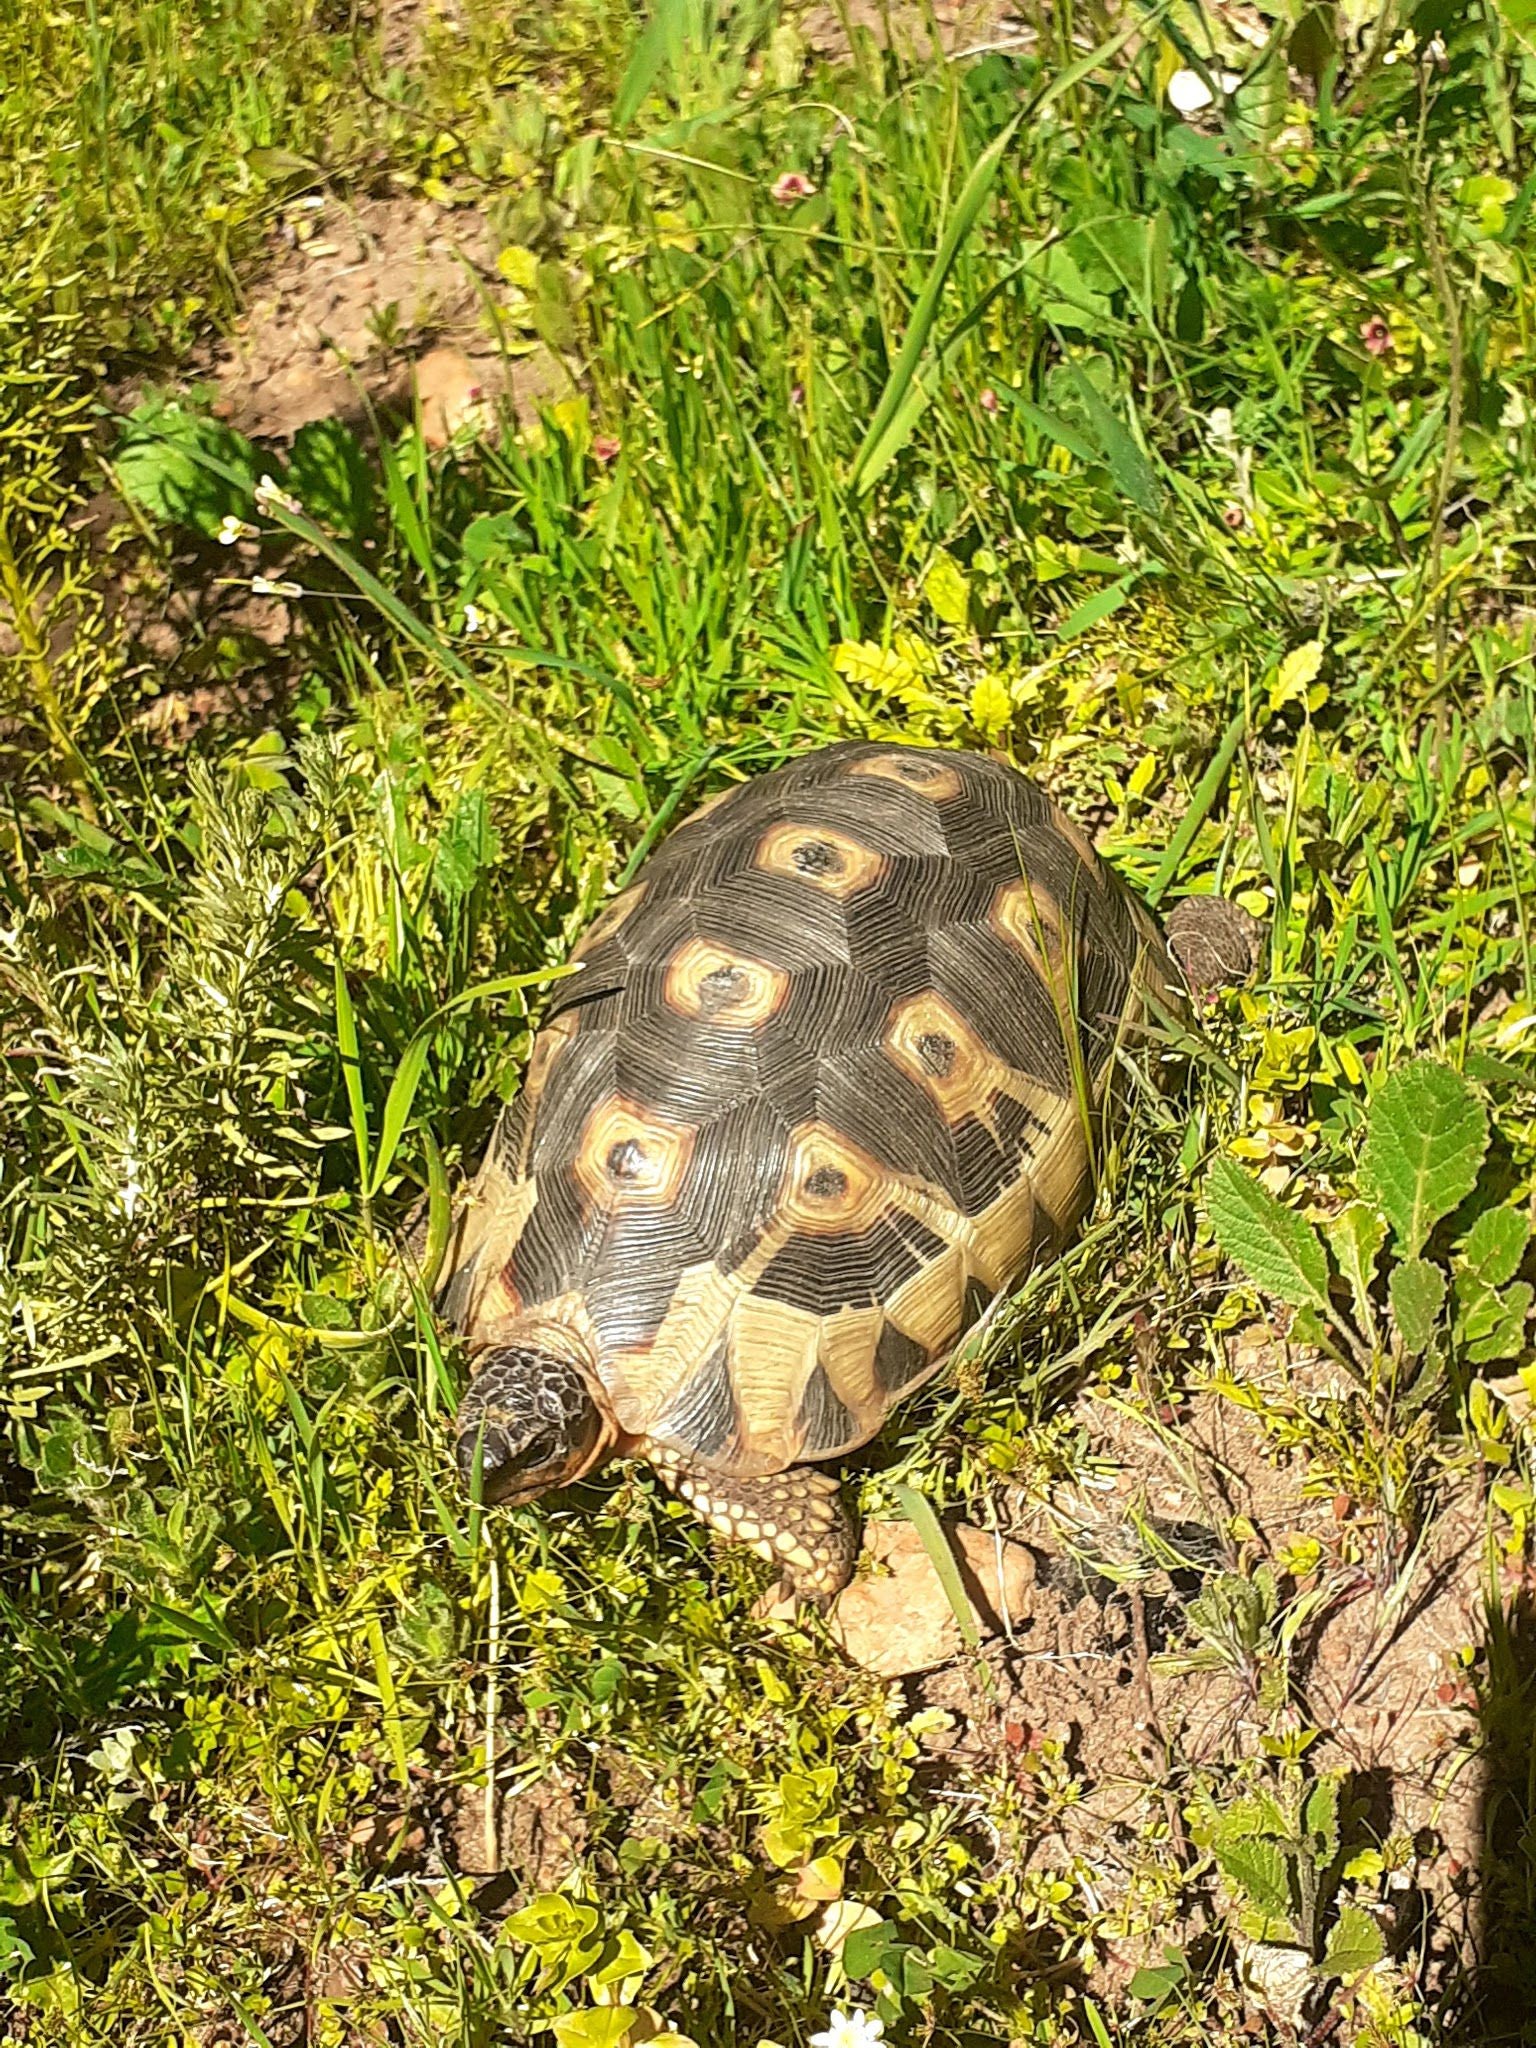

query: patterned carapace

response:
[440,741,1172,1484]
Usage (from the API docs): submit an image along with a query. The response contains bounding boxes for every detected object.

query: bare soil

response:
[907,1326,1491,2003]
[198,189,568,445]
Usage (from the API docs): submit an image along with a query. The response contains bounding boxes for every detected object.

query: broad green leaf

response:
[1010,393,1101,466]
[1055,575,1136,643]
[115,397,259,539]
[1462,1279,1534,1365]
[1359,1059,1489,1255]
[1270,639,1325,714]
[1215,1835,1292,1919]
[1389,1257,1447,1355]
[928,1944,985,1989]
[1320,1901,1385,1980]
[1128,1952,1188,2002]
[1302,1773,1340,1856]
[433,787,500,905]
[549,2008,640,2048]
[1326,1204,1387,1323]
[1459,1206,1531,1288]
[286,417,376,537]
[1206,1156,1332,1313]
[842,1918,905,1982]
[589,1929,651,1989]
[1066,362,1160,513]
[924,551,970,627]
[610,0,691,129]
[506,1895,602,1952]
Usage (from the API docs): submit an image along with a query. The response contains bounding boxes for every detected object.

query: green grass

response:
[4,0,1536,2041]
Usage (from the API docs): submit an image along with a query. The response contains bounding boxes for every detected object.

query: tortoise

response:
[439,741,1249,1599]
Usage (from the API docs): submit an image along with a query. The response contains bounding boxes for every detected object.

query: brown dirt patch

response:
[197,190,570,445]
[794,0,1029,61]
[904,1326,1493,1999]
[452,1763,588,1893]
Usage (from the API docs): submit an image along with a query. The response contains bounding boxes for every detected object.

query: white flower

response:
[810,2012,886,2048]
[462,601,487,635]
[254,473,302,517]
[1167,66,1240,114]
[216,514,258,545]
[1383,28,1417,65]
[251,574,303,598]
[1425,33,1447,63]
[1206,406,1236,447]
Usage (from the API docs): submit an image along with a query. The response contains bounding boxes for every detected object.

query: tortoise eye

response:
[803,1165,849,1200]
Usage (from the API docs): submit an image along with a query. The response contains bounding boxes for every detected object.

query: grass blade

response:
[334,960,371,1197]
[893,1482,981,1652]
[611,0,690,132]
[368,1031,433,1200]
[1145,704,1252,907]
[848,110,1022,498]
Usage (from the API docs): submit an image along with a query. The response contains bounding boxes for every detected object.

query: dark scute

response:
[698,871,855,969]
[654,1339,739,1459]
[754,1213,947,1314]
[582,1251,684,1355]
[926,922,1075,1091]
[810,1047,957,1192]
[615,1008,761,1124]
[950,1118,1020,1214]
[528,1033,619,1171]
[796,1361,858,1455]
[508,1168,600,1304]
[873,1320,931,1395]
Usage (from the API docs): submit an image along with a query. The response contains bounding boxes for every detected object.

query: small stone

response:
[1165,894,1265,1002]
[828,1520,1036,1677]
[414,345,492,448]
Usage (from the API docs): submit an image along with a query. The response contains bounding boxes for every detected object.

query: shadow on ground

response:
[1444,1588,1536,2044]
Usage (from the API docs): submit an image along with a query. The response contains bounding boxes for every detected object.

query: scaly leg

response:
[642,1442,857,1600]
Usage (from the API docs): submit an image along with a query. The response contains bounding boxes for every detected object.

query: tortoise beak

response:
[455,1420,562,1505]
[455,1419,511,1499]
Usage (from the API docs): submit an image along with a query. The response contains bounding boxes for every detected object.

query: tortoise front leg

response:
[641,1442,856,1600]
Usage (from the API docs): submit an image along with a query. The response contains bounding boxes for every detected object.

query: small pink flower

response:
[1222,503,1245,530]
[771,171,816,205]
[591,434,621,463]
[789,383,805,408]
[1359,315,1392,358]
[979,386,1000,415]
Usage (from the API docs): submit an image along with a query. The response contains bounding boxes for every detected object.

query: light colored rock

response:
[413,345,493,448]
[828,1518,1036,1677]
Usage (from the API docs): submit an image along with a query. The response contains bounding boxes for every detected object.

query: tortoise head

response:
[454,1339,615,1506]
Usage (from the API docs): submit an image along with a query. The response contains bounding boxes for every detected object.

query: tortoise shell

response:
[439,742,1175,1479]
